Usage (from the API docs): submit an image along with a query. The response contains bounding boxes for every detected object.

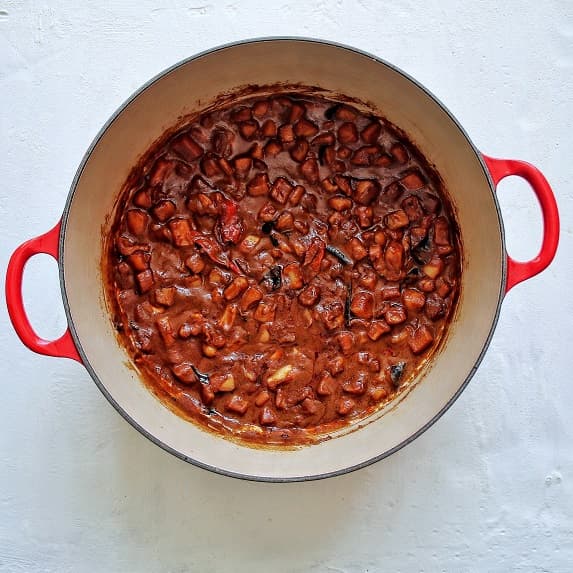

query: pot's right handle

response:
[482,154,560,293]
[5,221,82,362]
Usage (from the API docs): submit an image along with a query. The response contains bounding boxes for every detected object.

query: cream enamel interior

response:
[62,40,504,480]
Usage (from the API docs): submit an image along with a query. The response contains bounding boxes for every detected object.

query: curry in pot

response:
[107,93,461,445]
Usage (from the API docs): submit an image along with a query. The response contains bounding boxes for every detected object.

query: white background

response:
[1,1,572,571]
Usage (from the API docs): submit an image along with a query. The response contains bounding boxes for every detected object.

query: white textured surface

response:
[1,1,572,571]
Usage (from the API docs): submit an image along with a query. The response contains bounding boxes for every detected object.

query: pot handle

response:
[482,154,560,292]
[5,221,82,362]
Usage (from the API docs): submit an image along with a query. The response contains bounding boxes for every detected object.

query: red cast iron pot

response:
[5,38,560,481]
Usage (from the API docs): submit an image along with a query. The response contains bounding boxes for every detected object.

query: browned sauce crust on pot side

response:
[107,93,461,446]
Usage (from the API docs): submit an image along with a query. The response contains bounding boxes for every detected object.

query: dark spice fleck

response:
[262,221,274,234]
[191,364,210,385]
[324,104,339,120]
[261,265,282,290]
[390,362,406,387]
[326,244,353,265]
[412,236,432,265]
[344,282,352,327]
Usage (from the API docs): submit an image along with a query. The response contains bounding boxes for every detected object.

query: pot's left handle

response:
[5,221,82,362]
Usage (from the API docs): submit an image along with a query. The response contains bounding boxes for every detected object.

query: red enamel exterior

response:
[1,38,564,481]
[5,221,82,362]
[482,154,560,292]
